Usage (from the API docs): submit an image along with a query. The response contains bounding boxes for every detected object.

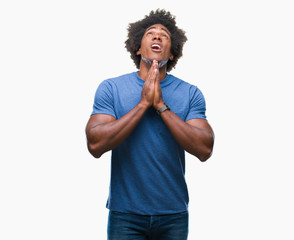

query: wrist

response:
[138,101,151,110]
[156,103,170,115]
[154,101,165,111]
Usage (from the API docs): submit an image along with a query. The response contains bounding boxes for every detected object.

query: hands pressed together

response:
[140,60,165,110]
[86,59,214,161]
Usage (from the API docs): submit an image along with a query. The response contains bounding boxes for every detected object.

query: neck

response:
[137,59,167,81]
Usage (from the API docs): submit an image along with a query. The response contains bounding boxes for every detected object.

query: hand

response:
[153,63,165,110]
[140,60,159,108]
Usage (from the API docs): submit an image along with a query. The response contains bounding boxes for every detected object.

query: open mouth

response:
[151,44,162,51]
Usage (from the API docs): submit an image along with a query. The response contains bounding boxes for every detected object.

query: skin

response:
[86,24,214,161]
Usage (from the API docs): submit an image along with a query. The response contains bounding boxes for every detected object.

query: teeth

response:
[152,44,161,49]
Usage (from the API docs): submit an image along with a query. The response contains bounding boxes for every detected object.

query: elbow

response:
[198,150,213,162]
[91,152,103,159]
[190,148,212,162]
[87,142,103,159]
[86,127,109,158]
[196,146,214,162]
[198,136,214,162]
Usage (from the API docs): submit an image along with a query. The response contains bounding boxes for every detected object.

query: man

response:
[86,9,214,240]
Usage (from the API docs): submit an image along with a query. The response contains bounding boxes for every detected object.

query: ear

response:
[169,54,174,61]
[136,48,141,55]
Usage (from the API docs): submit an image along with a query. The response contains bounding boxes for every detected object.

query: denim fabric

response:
[107,210,188,240]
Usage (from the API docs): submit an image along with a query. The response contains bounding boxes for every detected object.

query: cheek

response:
[165,40,172,49]
[140,40,148,52]
[165,43,172,54]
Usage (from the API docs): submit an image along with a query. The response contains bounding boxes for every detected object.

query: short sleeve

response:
[91,80,116,118]
[185,86,207,121]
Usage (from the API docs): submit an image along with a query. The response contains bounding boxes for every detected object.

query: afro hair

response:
[125,9,187,72]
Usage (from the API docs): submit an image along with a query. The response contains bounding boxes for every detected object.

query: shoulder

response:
[94,72,136,94]
[102,72,136,86]
[169,75,206,108]
[167,74,202,93]
[168,74,195,87]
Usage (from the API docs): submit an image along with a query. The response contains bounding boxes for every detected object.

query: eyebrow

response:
[145,26,171,36]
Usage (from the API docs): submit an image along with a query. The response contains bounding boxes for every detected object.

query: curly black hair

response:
[125,9,187,72]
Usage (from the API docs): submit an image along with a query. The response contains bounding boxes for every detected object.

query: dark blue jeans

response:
[107,210,189,240]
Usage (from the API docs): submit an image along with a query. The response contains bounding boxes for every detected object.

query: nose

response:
[153,33,161,41]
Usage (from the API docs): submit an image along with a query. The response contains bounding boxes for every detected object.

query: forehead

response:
[145,24,171,35]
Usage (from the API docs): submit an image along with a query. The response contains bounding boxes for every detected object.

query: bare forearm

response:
[87,103,148,158]
[87,62,159,158]
[160,110,214,161]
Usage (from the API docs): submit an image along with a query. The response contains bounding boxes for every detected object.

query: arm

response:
[160,111,214,162]
[86,61,159,158]
[86,104,148,158]
[153,65,214,162]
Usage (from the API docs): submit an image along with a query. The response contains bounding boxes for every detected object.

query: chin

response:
[154,58,165,63]
[149,54,162,61]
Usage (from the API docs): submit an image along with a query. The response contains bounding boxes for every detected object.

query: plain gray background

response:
[1,0,293,239]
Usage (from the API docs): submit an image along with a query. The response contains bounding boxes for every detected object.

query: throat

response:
[141,55,168,68]
[141,55,152,65]
[158,59,168,68]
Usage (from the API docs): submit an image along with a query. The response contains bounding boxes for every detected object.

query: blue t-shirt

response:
[92,72,206,215]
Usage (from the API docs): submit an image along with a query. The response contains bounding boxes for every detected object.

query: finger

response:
[152,61,159,80]
[149,65,158,84]
[154,67,159,84]
[146,61,157,82]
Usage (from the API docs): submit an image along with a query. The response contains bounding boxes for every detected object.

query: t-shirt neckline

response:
[134,72,173,87]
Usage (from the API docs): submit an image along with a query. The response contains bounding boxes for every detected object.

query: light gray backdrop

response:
[1,0,293,239]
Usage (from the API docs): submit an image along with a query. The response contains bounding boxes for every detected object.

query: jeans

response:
[107,210,189,240]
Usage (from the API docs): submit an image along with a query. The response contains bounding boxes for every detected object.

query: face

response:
[137,24,174,63]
